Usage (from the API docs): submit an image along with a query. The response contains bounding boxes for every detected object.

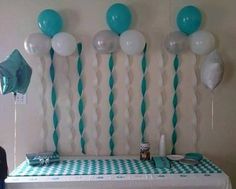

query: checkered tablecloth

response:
[10,158,222,177]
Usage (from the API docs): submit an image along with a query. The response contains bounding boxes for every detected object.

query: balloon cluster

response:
[93,3,146,55]
[24,9,77,57]
[165,5,224,91]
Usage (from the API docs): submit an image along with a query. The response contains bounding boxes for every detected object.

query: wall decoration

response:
[120,30,146,56]
[0,50,32,95]
[124,55,132,154]
[189,31,216,55]
[37,9,63,38]
[93,30,119,54]
[164,31,188,154]
[49,48,59,154]
[106,3,132,35]
[176,5,224,148]
[92,53,101,155]
[76,43,86,154]
[24,33,51,151]
[200,50,224,129]
[24,33,51,57]
[140,44,148,143]
[191,54,198,151]
[51,32,77,56]
[0,49,32,168]
[116,8,147,145]
[177,5,202,35]
[93,35,119,155]
[108,54,115,155]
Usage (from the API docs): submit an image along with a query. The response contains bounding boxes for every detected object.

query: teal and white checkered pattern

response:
[10,158,222,177]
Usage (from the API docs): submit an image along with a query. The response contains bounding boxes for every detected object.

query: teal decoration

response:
[106,3,132,34]
[49,48,59,154]
[177,5,202,35]
[38,9,63,37]
[171,55,180,154]
[108,54,115,155]
[10,158,222,176]
[0,49,32,95]
[76,43,86,154]
[140,44,148,143]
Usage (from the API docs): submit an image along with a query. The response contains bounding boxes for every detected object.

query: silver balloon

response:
[93,30,119,54]
[24,33,51,56]
[164,31,188,54]
[201,50,224,91]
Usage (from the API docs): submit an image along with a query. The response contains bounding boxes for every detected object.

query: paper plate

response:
[166,155,184,161]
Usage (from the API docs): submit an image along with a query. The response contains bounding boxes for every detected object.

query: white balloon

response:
[24,33,51,56]
[201,50,224,90]
[120,30,146,55]
[190,31,216,55]
[52,32,77,56]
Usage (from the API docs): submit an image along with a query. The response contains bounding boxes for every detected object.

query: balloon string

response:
[211,93,214,130]
[13,93,17,169]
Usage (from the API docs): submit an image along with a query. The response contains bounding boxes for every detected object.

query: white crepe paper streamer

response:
[67,57,76,152]
[124,55,132,154]
[39,57,48,151]
[159,51,166,135]
[62,57,73,153]
[192,54,198,151]
[92,53,101,155]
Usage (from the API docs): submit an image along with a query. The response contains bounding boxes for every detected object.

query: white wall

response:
[0,0,236,187]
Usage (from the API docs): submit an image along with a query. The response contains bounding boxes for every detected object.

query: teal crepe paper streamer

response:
[108,54,115,156]
[50,48,59,154]
[77,43,86,154]
[171,55,179,155]
[141,44,147,143]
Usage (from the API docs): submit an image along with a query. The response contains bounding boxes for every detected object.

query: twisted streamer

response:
[39,57,48,151]
[108,53,115,156]
[76,43,86,154]
[124,55,132,154]
[50,48,59,154]
[192,54,198,151]
[66,57,75,152]
[140,44,148,143]
[158,51,166,136]
[171,55,180,155]
[92,53,101,155]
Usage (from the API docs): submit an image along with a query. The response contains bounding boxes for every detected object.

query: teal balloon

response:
[38,9,63,37]
[0,50,32,95]
[106,3,132,34]
[177,5,202,35]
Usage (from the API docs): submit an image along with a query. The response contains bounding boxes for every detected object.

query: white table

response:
[5,156,232,189]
